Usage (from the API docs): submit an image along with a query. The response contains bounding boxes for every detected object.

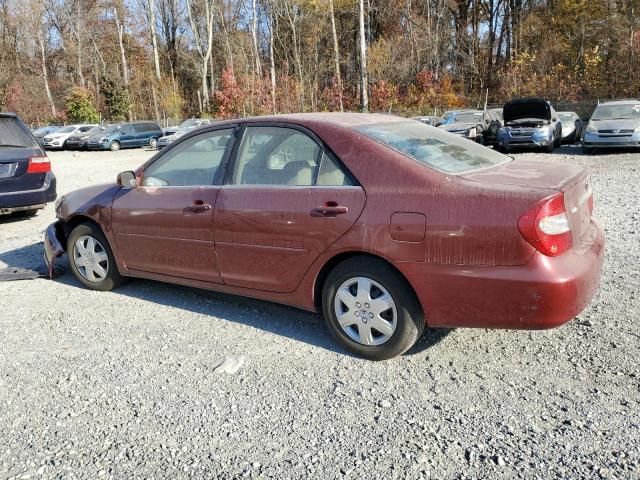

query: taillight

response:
[26,155,51,173]
[518,193,573,257]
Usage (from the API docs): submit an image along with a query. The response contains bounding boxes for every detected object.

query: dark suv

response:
[0,113,56,216]
[86,121,163,151]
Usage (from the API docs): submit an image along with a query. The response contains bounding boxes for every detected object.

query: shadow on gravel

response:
[0,211,40,225]
[0,241,454,358]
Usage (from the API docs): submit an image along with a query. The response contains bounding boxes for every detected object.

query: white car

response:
[42,124,96,150]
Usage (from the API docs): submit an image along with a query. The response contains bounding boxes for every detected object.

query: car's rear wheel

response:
[149,138,158,149]
[110,141,121,152]
[322,256,424,360]
[67,223,125,291]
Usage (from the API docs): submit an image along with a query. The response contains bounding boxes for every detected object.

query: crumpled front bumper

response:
[43,221,66,278]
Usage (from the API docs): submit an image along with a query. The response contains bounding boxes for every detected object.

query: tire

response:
[149,137,158,149]
[544,136,555,153]
[67,222,126,291]
[110,141,121,152]
[554,131,562,148]
[322,256,425,360]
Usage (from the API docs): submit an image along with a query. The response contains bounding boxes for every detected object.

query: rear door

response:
[111,128,236,282]
[0,116,45,197]
[214,124,366,293]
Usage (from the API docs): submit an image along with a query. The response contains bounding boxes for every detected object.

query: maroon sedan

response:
[44,113,604,360]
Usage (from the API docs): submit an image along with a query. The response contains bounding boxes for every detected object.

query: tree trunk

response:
[329,0,343,111]
[358,0,368,111]
[268,6,276,113]
[251,0,261,75]
[38,33,56,116]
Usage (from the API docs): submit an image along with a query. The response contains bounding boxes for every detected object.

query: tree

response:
[100,77,130,121]
[65,87,100,123]
[358,0,368,111]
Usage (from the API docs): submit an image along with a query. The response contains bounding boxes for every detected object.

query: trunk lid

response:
[460,158,593,249]
[0,147,47,193]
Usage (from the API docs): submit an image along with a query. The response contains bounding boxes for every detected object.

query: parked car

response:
[32,125,61,146]
[86,121,163,151]
[437,109,501,145]
[42,124,96,150]
[157,118,213,148]
[0,113,56,216]
[163,118,212,137]
[66,125,110,150]
[497,98,562,153]
[582,100,640,154]
[411,115,441,127]
[558,111,583,143]
[44,113,604,360]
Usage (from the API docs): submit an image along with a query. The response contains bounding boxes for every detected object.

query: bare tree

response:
[329,0,343,111]
[186,0,216,112]
[358,0,368,111]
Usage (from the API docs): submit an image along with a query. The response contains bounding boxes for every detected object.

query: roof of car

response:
[598,99,640,105]
[203,112,414,129]
[0,112,17,117]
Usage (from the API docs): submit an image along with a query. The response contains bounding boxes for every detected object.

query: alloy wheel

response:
[333,276,397,346]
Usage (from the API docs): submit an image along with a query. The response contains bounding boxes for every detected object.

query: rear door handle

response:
[185,201,212,213]
[310,204,348,217]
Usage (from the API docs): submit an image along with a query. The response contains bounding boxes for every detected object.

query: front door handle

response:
[185,201,212,213]
[310,204,348,217]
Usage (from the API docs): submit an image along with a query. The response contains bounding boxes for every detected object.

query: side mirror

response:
[117,171,137,188]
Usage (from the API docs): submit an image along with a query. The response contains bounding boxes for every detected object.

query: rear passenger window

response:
[232,127,320,186]
[316,153,354,186]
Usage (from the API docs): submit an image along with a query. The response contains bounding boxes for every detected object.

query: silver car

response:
[157,118,212,148]
[582,100,640,154]
[497,98,562,153]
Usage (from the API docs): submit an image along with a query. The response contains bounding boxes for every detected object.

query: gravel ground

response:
[0,145,639,479]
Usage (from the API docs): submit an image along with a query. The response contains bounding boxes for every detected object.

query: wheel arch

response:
[312,251,423,318]
[61,215,108,249]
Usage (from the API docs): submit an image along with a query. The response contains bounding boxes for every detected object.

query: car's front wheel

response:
[110,141,121,152]
[322,256,424,360]
[67,223,125,291]
[149,138,158,149]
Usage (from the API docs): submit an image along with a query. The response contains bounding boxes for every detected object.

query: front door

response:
[119,124,136,148]
[214,125,366,293]
[111,128,235,282]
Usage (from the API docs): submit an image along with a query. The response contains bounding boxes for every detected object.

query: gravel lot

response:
[1,145,639,479]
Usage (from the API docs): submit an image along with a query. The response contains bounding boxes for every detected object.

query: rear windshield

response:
[451,112,483,123]
[0,117,39,148]
[355,121,510,174]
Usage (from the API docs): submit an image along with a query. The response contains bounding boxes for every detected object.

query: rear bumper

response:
[0,172,57,211]
[44,221,66,278]
[399,220,605,329]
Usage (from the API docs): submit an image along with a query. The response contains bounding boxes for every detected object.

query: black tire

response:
[322,256,425,360]
[67,222,126,291]
[148,137,158,149]
[544,137,555,153]
[554,131,562,148]
[110,141,121,152]
[17,209,39,218]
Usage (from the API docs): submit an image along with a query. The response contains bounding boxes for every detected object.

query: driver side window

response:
[142,129,233,187]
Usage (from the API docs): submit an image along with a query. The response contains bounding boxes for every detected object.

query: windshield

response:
[102,125,121,135]
[85,126,105,135]
[558,113,577,124]
[58,126,77,133]
[451,112,483,123]
[591,104,640,120]
[33,126,56,135]
[356,121,510,174]
[180,119,203,128]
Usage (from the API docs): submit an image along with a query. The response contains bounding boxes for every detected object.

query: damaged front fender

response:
[43,221,66,278]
